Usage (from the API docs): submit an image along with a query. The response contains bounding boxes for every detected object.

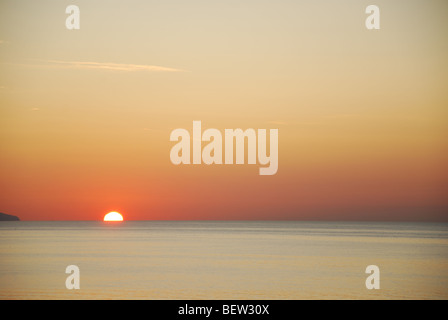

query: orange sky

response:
[1,1,447,221]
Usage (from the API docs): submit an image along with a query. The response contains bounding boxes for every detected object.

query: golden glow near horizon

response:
[103,212,124,222]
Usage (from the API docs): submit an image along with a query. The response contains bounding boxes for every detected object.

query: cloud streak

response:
[12,60,184,72]
[44,60,184,72]
[267,121,288,125]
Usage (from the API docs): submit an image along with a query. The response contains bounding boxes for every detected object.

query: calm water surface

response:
[0,221,447,299]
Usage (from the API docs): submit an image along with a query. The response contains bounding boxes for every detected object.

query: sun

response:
[103,211,124,222]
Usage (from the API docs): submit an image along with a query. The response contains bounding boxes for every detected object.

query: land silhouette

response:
[0,212,20,221]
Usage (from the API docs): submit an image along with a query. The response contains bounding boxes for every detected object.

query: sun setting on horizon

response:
[103,212,124,222]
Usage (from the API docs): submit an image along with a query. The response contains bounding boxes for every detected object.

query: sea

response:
[0,221,447,300]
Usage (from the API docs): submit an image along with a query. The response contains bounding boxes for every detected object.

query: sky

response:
[0,0,447,221]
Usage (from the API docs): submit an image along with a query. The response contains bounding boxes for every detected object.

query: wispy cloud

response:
[3,59,184,72]
[43,60,184,72]
[324,114,358,119]
[267,121,288,125]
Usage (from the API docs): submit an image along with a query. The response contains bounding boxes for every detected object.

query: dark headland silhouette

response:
[0,212,20,221]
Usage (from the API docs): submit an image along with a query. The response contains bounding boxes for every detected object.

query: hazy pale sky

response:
[1,0,447,220]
